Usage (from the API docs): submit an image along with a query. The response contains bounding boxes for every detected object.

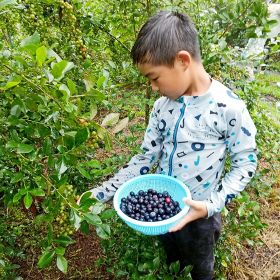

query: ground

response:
[17,228,114,280]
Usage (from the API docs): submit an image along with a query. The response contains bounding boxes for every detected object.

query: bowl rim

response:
[113,174,191,228]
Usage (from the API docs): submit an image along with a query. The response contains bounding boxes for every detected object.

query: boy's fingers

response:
[169,199,208,232]
[183,197,205,210]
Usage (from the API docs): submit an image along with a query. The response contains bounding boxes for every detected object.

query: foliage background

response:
[0,0,279,279]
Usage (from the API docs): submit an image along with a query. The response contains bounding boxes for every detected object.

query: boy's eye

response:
[152,77,159,81]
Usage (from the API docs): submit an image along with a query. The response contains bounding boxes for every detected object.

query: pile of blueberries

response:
[119,189,181,222]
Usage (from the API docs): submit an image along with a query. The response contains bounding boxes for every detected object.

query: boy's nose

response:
[151,82,159,92]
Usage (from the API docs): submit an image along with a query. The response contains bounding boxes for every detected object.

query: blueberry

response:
[121,198,127,203]
[138,190,144,196]
[152,195,158,201]
[149,211,156,218]
[130,191,135,196]
[162,191,169,197]
[148,189,153,194]
[165,207,171,214]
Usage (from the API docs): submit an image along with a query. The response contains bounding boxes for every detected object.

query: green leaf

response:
[87,89,105,101]
[67,79,77,95]
[24,193,33,209]
[47,224,53,245]
[94,124,112,151]
[70,210,81,230]
[77,166,91,179]
[103,130,112,151]
[56,255,68,274]
[84,159,101,168]
[96,76,106,89]
[55,158,68,178]
[153,256,160,268]
[100,209,116,220]
[52,60,74,81]
[55,247,66,256]
[91,202,105,215]
[38,250,55,269]
[95,224,110,239]
[80,220,89,235]
[79,191,95,205]
[30,188,45,197]
[13,192,23,203]
[10,172,24,183]
[53,236,75,246]
[83,74,96,92]
[221,259,228,267]
[20,32,40,54]
[169,260,180,274]
[84,213,102,226]
[4,75,21,90]
[75,128,89,146]
[17,144,34,153]
[36,46,47,66]
[59,84,71,100]
[82,103,97,120]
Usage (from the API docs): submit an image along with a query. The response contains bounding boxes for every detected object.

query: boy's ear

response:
[176,51,191,69]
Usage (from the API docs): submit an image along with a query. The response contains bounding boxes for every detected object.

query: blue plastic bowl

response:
[113,174,191,235]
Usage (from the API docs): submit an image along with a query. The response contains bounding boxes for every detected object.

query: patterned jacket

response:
[91,79,257,217]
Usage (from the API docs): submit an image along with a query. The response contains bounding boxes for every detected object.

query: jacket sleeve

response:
[205,102,258,217]
[90,100,163,202]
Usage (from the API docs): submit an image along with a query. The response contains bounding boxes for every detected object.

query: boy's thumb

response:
[182,197,192,206]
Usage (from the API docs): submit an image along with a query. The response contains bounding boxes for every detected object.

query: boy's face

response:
[138,58,189,100]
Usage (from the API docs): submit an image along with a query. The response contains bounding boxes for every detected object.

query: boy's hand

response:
[169,198,208,232]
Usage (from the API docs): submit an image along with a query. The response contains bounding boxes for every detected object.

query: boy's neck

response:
[183,62,211,97]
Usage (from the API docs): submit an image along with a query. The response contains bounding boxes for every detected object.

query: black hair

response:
[131,11,201,66]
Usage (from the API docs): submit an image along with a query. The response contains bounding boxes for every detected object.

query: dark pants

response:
[159,213,222,280]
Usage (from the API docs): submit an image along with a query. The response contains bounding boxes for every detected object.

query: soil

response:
[16,228,114,280]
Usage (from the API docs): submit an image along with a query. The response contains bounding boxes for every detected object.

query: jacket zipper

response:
[168,103,186,176]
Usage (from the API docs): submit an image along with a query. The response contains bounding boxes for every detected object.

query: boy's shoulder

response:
[209,79,247,113]
[211,79,243,103]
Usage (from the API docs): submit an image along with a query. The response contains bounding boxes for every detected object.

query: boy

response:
[83,11,257,280]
